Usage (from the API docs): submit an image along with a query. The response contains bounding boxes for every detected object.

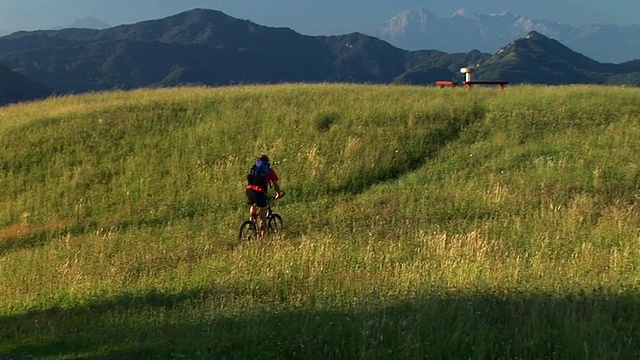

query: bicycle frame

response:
[240,192,284,240]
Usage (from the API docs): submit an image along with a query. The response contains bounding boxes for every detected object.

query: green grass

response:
[1,84,640,359]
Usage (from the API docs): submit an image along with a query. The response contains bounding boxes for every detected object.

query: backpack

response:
[247,160,270,189]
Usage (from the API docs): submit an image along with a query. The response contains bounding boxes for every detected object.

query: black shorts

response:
[246,188,267,207]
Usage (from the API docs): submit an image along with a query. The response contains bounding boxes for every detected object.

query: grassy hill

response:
[1,84,640,358]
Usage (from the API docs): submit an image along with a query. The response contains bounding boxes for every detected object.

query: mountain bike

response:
[239,192,284,240]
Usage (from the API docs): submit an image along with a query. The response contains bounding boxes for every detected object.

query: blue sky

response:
[0,0,638,35]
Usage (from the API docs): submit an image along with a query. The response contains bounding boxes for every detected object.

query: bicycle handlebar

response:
[270,191,285,200]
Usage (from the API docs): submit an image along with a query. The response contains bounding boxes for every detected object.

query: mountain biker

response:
[246,154,282,235]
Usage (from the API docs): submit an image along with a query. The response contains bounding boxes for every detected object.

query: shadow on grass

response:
[2,288,639,359]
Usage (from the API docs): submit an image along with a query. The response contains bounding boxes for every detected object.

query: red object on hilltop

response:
[436,81,459,88]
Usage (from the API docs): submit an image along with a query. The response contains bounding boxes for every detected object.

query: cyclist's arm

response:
[267,169,282,196]
[272,179,282,196]
[269,169,282,199]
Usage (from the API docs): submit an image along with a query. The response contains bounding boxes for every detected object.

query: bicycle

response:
[238,191,284,240]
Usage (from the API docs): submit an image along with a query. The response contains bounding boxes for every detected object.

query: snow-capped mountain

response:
[376,8,640,63]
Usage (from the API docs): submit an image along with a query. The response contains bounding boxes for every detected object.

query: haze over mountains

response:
[1,2,639,63]
[376,8,640,64]
[65,17,112,30]
[2,0,639,34]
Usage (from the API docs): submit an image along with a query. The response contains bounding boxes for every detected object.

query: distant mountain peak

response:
[526,30,541,38]
[498,30,601,68]
[413,8,436,17]
[452,8,478,19]
[492,11,517,17]
[525,30,548,41]
[377,8,584,57]
[381,8,436,37]
[69,16,111,30]
[398,8,436,21]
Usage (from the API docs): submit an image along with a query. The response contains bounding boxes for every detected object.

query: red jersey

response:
[246,168,279,193]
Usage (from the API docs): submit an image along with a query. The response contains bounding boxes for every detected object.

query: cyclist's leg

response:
[250,204,258,221]
[253,191,268,236]
[258,206,268,235]
[246,188,259,221]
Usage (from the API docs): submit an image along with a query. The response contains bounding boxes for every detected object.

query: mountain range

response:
[0,63,52,106]
[376,8,640,64]
[2,8,640,106]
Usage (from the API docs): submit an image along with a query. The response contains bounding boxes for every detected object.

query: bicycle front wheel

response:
[239,220,258,241]
[268,214,283,235]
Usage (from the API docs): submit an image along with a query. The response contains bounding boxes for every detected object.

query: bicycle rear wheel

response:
[268,213,283,235]
[239,220,258,241]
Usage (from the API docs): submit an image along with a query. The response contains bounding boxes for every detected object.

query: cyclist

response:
[246,154,282,235]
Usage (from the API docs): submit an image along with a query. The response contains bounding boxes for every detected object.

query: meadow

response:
[1,83,639,359]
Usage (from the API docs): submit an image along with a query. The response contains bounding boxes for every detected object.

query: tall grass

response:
[1,84,640,359]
